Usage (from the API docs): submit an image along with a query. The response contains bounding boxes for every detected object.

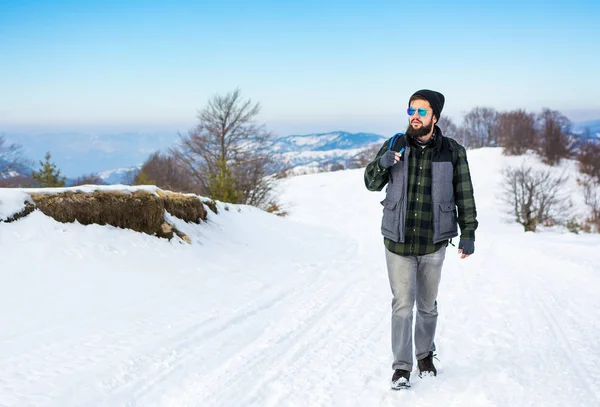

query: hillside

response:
[574,119,600,135]
[3,131,386,181]
[0,148,599,406]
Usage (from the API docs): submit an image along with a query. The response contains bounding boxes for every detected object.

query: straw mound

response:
[2,189,214,243]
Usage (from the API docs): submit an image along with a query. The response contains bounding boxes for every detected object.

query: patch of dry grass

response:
[30,190,164,235]
[2,201,36,223]
[156,190,207,223]
[201,198,218,214]
[2,189,213,242]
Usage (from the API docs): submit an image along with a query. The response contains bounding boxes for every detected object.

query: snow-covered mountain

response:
[575,119,600,133]
[273,131,386,153]
[272,131,386,172]
[97,166,141,185]
[573,119,600,145]
[2,131,179,178]
[2,130,386,182]
[0,161,31,179]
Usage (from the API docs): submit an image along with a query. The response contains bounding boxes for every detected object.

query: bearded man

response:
[364,89,478,390]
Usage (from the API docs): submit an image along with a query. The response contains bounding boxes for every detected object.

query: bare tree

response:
[0,134,31,178]
[461,107,498,148]
[230,148,280,206]
[437,116,461,142]
[536,109,573,165]
[172,89,280,208]
[122,168,140,186]
[0,174,34,187]
[501,163,570,231]
[347,143,381,169]
[577,135,600,181]
[495,109,537,155]
[134,151,199,193]
[582,178,600,229]
[332,163,345,171]
[71,173,106,186]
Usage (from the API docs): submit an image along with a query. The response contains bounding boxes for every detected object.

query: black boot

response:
[391,369,411,390]
[418,352,437,377]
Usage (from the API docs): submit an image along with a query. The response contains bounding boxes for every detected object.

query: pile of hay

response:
[2,189,215,243]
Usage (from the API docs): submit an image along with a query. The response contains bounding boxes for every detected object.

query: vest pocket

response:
[438,202,457,235]
[381,198,399,235]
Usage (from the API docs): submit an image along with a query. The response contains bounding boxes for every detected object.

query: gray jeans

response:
[385,246,446,371]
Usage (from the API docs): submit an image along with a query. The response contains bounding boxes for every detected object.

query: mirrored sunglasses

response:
[407,107,428,117]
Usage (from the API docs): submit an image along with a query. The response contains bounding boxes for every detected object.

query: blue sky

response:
[1,0,599,136]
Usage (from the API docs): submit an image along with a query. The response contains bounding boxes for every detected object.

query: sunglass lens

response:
[418,108,427,117]
[407,107,416,116]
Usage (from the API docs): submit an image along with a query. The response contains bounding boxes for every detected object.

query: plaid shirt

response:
[365,133,477,256]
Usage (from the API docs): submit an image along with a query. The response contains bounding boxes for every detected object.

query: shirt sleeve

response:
[453,145,478,240]
[364,140,391,191]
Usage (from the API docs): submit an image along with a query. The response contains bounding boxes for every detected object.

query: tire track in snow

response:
[3,278,295,406]
[70,257,357,406]
[446,241,600,407]
[235,264,389,406]
[186,266,361,406]
[52,287,297,406]
[140,255,385,407]
[527,287,600,405]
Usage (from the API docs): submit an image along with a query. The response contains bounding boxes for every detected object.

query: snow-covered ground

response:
[1,148,599,407]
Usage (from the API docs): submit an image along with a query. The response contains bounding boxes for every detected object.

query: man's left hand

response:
[458,239,474,259]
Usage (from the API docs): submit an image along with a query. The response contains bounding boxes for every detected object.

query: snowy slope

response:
[97,166,140,184]
[272,131,385,153]
[272,131,386,171]
[1,148,599,407]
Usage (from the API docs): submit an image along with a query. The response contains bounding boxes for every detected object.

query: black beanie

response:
[409,89,445,121]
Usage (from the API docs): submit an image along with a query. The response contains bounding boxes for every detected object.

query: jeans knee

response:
[392,297,413,317]
[417,300,438,316]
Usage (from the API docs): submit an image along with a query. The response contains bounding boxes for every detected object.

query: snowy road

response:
[1,149,600,406]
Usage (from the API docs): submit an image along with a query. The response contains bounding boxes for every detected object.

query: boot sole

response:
[391,382,411,390]
[418,371,436,378]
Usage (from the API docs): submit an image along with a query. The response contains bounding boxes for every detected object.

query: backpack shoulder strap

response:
[445,137,459,167]
[388,132,406,152]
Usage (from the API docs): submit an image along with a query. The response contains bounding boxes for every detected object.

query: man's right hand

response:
[379,150,402,169]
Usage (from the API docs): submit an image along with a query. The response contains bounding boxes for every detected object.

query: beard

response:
[406,119,434,140]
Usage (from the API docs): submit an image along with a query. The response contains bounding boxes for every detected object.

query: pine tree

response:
[134,171,156,185]
[31,152,66,187]
[207,158,238,203]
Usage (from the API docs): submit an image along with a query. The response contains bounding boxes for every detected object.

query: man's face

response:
[405,99,436,140]
[408,99,435,131]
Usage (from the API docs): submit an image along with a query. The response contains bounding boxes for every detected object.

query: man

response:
[364,89,478,390]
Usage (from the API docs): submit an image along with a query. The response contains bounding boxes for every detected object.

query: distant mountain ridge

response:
[271,131,386,172]
[2,130,387,183]
[575,119,600,131]
[3,122,598,184]
[3,131,179,178]
[573,120,600,141]
[97,166,141,185]
[272,131,386,153]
